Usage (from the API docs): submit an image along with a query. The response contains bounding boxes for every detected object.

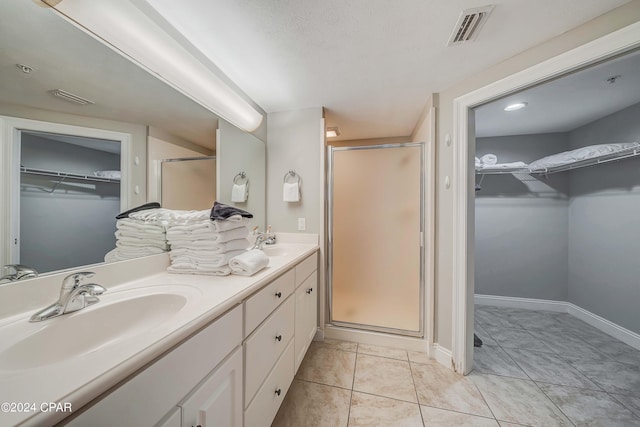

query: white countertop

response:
[0,239,318,426]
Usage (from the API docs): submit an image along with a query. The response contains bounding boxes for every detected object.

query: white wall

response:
[147,130,212,203]
[217,120,266,230]
[266,108,324,234]
[413,1,640,351]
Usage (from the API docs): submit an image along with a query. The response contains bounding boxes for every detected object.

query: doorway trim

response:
[451,21,640,374]
[0,115,131,267]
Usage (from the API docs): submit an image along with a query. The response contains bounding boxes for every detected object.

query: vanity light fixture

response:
[326,127,341,138]
[504,102,527,112]
[40,0,263,132]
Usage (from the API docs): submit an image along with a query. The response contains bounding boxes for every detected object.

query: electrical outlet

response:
[297,218,306,231]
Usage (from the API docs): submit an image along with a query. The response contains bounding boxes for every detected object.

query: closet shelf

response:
[528,145,640,174]
[475,167,530,175]
[476,144,640,176]
[20,166,121,184]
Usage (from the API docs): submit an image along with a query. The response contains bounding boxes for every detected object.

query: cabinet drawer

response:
[244,339,295,427]
[244,296,294,406]
[295,253,317,287]
[244,269,295,337]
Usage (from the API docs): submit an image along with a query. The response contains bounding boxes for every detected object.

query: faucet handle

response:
[61,271,95,289]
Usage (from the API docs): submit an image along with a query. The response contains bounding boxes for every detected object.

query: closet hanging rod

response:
[20,166,120,184]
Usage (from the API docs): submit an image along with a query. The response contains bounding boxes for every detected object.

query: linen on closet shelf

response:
[528,142,640,170]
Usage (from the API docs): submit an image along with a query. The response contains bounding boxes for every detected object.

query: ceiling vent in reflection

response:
[447,5,495,46]
[50,89,94,105]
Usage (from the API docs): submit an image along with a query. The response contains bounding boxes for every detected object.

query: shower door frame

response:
[327,142,426,338]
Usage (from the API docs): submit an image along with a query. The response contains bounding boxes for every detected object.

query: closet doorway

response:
[450,24,640,374]
[0,115,131,274]
[328,143,424,336]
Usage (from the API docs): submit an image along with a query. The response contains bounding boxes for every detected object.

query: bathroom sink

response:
[262,246,290,257]
[0,285,201,371]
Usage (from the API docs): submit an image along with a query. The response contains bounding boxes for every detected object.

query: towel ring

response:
[234,172,248,185]
[283,170,301,184]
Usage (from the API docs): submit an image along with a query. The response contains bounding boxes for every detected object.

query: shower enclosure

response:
[328,143,424,336]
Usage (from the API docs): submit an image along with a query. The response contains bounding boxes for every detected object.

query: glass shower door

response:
[329,143,424,335]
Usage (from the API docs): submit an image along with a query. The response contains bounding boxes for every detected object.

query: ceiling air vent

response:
[50,89,94,105]
[447,5,495,46]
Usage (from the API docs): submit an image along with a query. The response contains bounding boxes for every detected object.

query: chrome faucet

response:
[30,271,106,322]
[0,264,38,282]
[252,226,276,250]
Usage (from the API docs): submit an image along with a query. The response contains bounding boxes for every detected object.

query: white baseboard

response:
[432,344,454,370]
[474,294,567,312]
[475,294,640,351]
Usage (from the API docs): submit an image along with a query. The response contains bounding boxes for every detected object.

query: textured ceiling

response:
[144,0,631,141]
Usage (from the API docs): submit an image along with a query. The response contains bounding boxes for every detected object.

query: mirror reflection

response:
[0,0,265,277]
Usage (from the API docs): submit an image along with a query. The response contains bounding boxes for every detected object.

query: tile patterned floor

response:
[272,306,640,426]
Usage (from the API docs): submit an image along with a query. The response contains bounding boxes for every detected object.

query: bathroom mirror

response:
[0,0,266,277]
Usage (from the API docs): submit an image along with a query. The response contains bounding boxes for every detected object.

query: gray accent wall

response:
[20,133,120,273]
[475,103,640,335]
[567,102,640,334]
[475,133,570,301]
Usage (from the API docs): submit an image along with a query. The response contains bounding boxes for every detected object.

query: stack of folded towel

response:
[164,203,255,276]
[104,203,169,262]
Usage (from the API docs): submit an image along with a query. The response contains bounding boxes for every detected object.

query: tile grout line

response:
[345,343,358,427]
[480,309,577,426]
[478,312,577,426]
[407,358,426,426]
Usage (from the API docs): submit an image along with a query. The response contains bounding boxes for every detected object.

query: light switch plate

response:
[297,218,306,231]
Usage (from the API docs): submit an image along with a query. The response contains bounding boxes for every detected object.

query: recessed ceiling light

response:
[504,102,527,112]
[326,127,340,138]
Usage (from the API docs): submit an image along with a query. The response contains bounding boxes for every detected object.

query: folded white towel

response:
[167,226,249,244]
[167,264,232,276]
[171,249,246,268]
[116,239,169,250]
[166,222,211,234]
[129,208,211,225]
[116,219,166,234]
[480,154,498,165]
[283,182,300,202]
[209,216,251,232]
[115,229,167,242]
[229,249,269,276]
[231,183,248,202]
[104,246,166,262]
[170,239,249,257]
[485,161,528,169]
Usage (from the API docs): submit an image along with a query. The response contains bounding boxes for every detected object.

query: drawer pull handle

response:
[306,288,313,294]
[275,291,282,298]
[275,334,282,342]
[275,388,282,396]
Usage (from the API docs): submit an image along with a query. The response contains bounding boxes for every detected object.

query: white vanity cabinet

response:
[242,251,318,427]
[65,304,243,427]
[61,249,318,427]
